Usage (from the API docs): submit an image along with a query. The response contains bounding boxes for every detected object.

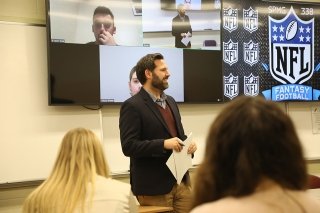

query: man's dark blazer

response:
[119,88,189,196]
[171,14,192,48]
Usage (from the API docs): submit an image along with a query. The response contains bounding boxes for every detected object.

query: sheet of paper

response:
[311,106,320,134]
[166,132,193,184]
[181,36,190,46]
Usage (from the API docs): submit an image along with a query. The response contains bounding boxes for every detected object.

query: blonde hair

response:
[23,128,110,213]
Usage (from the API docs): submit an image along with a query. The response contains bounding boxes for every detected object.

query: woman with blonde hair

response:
[23,127,137,213]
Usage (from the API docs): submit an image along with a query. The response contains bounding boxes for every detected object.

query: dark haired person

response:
[172,4,192,48]
[128,66,141,96]
[119,53,197,213]
[190,96,320,213]
[88,6,117,45]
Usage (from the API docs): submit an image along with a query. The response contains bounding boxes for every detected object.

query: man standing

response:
[89,6,117,45]
[119,53,197,213]
[172,4,192,48]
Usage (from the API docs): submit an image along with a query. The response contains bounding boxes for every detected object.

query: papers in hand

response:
[181,36,190,46]
[166,132,193,184]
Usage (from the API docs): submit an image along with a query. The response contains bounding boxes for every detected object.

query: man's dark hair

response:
[93,6,114,20]
[135,53,164,85]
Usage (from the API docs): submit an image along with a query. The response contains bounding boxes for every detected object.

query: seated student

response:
[23,127,137,213]
[190,96,320,213]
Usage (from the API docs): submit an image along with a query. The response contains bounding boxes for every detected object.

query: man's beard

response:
[151,73,169,91]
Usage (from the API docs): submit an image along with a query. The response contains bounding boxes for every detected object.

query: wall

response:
[0,23,103,184]
[143,30,221,49]
[0,0,320,212]
[288,102,320,159]
[142,0,220,32]
[0,0,45,24]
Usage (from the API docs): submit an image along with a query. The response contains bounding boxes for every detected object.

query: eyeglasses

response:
[93,22,113,30]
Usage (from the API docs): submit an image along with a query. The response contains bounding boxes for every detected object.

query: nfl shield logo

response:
[224,73,239,100]
[244,73,259,96]
[243,7,258,33]
[269,7,314,84]
[223,8,238,33]
[223,39,238,66]
[244,40,259,66]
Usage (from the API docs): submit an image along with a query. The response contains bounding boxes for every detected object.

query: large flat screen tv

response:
[222,0,320,101]
[46,0,223,105]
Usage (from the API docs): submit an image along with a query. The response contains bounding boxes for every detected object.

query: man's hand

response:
[164,137,184,152]
[180,33,187,37]
[98,30,117,45]
[187,141,197,154]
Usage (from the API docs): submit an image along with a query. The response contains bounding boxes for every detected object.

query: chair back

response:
[308,174,320,189]
[203,40,217,47]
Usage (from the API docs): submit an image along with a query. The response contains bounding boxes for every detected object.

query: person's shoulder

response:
[86,176,135,213]
[125,89,149,104]
[172,14,179,20]
[290,190,320,211]
[166,94,178,104]
[190,196,262,213]
[96,175,131,192]
[120,93,145,113]
[123,92,143,105]
[86,41,97,45]
[166,94,175,100]
[190,199,235,213]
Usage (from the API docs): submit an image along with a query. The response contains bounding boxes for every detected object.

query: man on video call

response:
[172,4,192,48]
[88,6,117,45]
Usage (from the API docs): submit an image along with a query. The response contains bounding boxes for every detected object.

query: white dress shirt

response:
[75,175,137,213]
